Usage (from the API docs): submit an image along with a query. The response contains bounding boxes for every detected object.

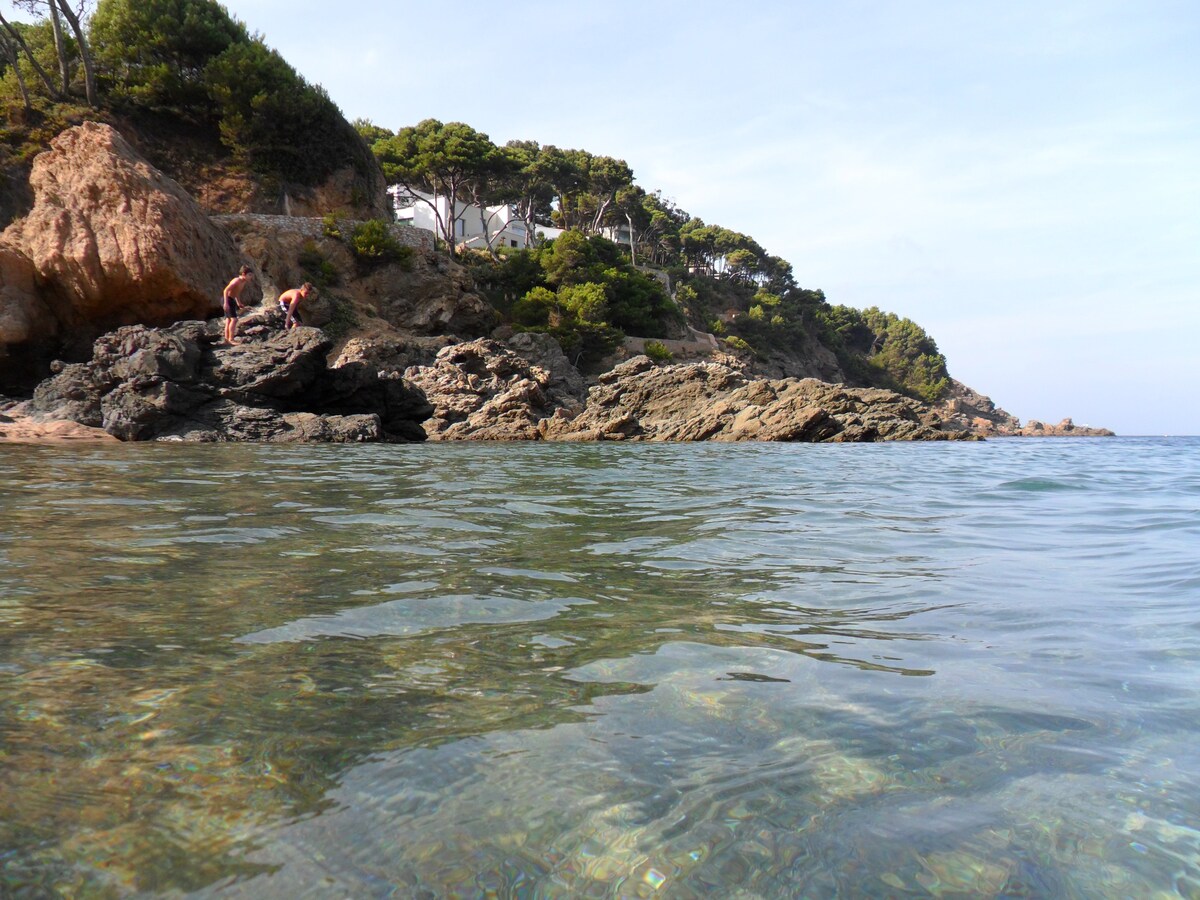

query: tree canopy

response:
[0,0,374,189]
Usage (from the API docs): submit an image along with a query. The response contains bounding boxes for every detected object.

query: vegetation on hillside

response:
[0,0,952,403]
[465,232,681,370]
[363,115,951,400]
[0,0,376,195]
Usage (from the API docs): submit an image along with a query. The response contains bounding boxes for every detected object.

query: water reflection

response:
[1,440,1198,896]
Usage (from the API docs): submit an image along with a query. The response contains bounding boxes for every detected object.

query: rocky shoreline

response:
[2,315,980,444]
[0,122,1113,444]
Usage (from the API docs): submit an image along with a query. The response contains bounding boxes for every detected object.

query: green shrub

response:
[322,212,345,239]
[643,340,672,363]
[321,293,358,341]
[297,241,339,288]
[558,282,608,323]
[511,286,555,327]
[348,219,412,268]
[724,335,753,354]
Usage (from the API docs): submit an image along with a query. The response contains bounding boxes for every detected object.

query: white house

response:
[388,186,563,250]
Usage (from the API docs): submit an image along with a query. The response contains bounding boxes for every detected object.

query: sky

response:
[23,0,1200,433]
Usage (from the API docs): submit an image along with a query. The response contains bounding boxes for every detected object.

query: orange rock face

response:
[0,243,55,345]
[2,122,243,330]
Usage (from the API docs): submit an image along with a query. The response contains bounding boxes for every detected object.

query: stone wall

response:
[212,214,436,252]
[623,328,721,361]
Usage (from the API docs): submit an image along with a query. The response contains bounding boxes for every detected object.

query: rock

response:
[331,333,457,372]
[154,401,384,443]
[934,379,1023,435]
[0,242,62,388]
[203,327,331,400]
[0,408,118,443]
[399,340,970,443]
[23,319,431,443]
[504,331,587,408]
[540,357,969,443]
[403,338,569,440]
[2,122,244,331]
[359,250,497,336]
[1016,417,1115,437]
[0,243,56,346]
[28,360,109,427]
[312,361,433,442]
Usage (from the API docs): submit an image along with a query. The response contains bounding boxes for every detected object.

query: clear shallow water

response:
[1,437,1198,898]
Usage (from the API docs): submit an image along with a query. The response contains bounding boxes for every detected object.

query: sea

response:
[1,436,1197,898]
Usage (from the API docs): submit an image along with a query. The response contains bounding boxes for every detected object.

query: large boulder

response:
[0,242,63,389]
[0,244,55,347]
[1,122,244,331]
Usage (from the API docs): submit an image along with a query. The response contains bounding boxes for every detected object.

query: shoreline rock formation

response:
[12,310,430,443]
[6,328,976,444]
[0,122,1114,443]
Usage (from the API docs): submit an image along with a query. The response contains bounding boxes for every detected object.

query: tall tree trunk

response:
[0,36,32,109]
[0,11,61,98]
[54,0,96,106]
[47,0,69,95]
[625,212,637,266]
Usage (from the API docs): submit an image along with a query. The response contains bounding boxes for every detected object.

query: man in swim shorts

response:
[222,265,254,344]
[277,282,314,329]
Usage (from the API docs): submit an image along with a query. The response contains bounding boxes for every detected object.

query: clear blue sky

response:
[33,1,1200,433]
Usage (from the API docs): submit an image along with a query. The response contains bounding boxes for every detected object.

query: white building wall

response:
[389,185,567,249]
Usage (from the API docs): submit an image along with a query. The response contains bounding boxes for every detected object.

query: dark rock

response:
[22,318,431,442]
